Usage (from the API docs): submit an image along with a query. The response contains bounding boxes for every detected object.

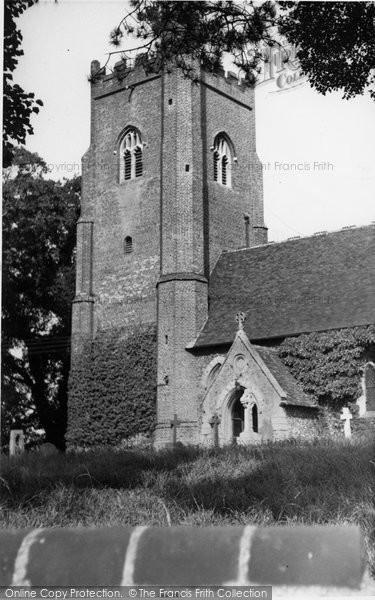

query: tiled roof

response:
[194,224,375,347]
[253,345,317,408]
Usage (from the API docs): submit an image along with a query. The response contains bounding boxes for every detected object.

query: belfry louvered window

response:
[124,236,133,254]
[213,135,232,187]
[124,150,131,180]
[134,146,143,178]
[120,129,143,182]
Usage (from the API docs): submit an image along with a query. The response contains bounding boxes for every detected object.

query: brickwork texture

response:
[70,59,266,448]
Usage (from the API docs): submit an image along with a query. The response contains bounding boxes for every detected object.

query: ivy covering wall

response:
[67,325,156,447]
[278,325,375,409]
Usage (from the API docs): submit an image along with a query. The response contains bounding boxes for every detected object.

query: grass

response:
[1,438,374,574]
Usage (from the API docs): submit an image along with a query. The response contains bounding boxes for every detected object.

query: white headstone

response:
[9,430,25,456]
[340,407,353,439]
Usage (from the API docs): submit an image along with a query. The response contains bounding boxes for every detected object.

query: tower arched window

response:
[119,129,143,182]
[213,135,232,187]
[124,236,133,254]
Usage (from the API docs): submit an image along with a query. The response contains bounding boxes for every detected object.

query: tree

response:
[106,1,375,99]
[108,0,277,82]
[2,148,80,449]
[3,0,43,167]
[279,1,375,99]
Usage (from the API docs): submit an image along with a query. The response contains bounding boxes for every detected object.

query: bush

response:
[278,325,375,409]
[67,325,156,447]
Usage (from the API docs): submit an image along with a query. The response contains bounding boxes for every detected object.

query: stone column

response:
[239,389,259,444]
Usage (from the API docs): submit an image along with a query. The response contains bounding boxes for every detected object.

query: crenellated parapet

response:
[89,55,254,105]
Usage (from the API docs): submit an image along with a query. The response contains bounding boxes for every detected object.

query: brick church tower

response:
[69,56,266,447]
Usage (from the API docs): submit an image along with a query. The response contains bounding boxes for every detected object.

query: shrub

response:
[67,325,156,447]
[278,325,375,409]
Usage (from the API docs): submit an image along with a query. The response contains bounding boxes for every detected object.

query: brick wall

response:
[202,70,266,269]
[71,62,165,344]
[70,59,267,448]
[69,62,163,444]
[155,66,267,446]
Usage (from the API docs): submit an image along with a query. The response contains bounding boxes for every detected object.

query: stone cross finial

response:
[340,406,353,439]
[235,312,246,330]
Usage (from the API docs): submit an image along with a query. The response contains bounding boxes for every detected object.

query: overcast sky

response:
[16,0,375,241]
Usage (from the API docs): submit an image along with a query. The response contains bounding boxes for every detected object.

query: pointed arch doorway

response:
[225,386,260,444]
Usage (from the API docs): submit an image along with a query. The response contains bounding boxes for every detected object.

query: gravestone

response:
[209,414,221,448]
[39,442,59,456]
[340,407,352,439]
[9,430,25,456]
[170,414,181,447]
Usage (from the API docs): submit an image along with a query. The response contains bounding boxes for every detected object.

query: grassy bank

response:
[1,439,374,573]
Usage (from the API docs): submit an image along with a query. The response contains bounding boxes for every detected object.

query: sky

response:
[16,0,375,242]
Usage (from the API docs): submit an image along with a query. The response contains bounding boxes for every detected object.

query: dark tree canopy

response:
[109,0,277,82]
[279,1,375,99]
[2,149,81,449]
[3,0,43,167]
[107,1,375,99]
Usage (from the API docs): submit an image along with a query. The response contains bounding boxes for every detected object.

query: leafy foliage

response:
[279,2,375,99]
[106,1,375,99]
[2,148,81,449]
[3,0,43,167]
[67,325,157,447]
[278,326,375,409]
[107,0,277,82]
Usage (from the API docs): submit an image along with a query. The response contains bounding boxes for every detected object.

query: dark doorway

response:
[231,390,245,438]
[252,404,258,433]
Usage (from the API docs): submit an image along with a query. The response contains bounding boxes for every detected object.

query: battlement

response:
[89,55,253,102]
[89,56,160,99]
[203,67,254,102]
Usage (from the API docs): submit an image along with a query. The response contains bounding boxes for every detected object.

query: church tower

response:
[69,56,266,447]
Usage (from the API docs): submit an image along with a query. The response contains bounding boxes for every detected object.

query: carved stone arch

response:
[201,355,225,391]
[216,379,242,443]
[201,378,234,445]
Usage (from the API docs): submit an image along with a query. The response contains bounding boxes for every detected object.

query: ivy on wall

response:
[67,325,156,447]
[278,326,375,409]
